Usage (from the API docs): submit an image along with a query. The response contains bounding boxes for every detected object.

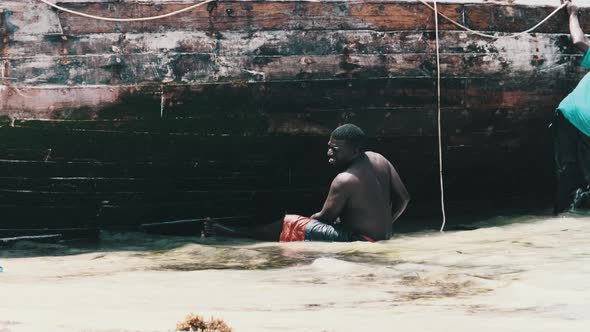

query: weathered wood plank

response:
[4,52,585,87]
[51,1,462,34]
[0,159,292,178]
[462,3,584,34]
[0,132,550,187]
[4,1,585,36]
[1,78,465,118]
[0,0,62,36]
[0,187,327,226]
[0,187,314,204]
[0,142,435,190]
[0,204,96,228]
[0,105,557,147]
[0,202,252,228]
[0,170,328,192]
[0,85,161,119]
[6,53,424,85]
[2,77,574,120]
[3,30,580,60]
[5,110,438,139]
[0,148,551,229]
[1,194,322,228]
[28,1,586,34]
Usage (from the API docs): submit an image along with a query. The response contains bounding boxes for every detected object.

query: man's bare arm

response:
[565,1,590,53]
[389,163,410,223]
[310,174,351,223]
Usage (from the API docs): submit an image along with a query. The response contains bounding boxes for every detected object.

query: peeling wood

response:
[2,52,585,87]
[0,0,63,36]
[1,31,580,60]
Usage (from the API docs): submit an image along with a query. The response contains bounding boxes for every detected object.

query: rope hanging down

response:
[432,0,446,232]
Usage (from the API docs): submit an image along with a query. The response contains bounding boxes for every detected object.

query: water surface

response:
[1,213,589,331]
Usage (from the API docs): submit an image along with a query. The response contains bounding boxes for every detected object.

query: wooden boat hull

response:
[1,1,587,228]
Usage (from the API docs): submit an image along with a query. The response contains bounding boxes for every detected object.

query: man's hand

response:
[562,0,579,17]
[562,0,590,53]
[568,3,579,17]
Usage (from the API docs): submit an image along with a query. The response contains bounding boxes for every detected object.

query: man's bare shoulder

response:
[365,151,393,166]
[365,151,388,159]
[365,151,381,157]
[332,171,359,187]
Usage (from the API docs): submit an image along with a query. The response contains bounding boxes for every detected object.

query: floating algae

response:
[176,313,232,332]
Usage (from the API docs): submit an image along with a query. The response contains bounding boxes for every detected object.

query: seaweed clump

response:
[176,313,233,332]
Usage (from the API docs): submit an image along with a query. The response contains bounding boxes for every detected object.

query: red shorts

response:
[279,215,375,242]
[279,215,312,242]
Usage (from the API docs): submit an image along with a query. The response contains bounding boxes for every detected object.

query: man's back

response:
[338,151,401,240]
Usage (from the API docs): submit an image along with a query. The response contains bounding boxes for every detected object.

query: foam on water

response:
[1,213,589,331]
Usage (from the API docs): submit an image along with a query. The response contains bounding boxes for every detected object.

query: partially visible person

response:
[554,0,590,214]
[207,124,410,242]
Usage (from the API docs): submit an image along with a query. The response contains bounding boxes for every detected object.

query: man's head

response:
[327,124,366,168]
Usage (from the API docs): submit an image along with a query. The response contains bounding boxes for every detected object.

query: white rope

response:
[418,0,568,39]
[432,0,447,232]
[38,0,215,22]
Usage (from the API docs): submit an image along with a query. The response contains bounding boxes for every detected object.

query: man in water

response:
[207,124,410,242]
[554,0,590,213]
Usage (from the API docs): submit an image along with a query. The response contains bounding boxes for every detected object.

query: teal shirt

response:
[558,50,590,137]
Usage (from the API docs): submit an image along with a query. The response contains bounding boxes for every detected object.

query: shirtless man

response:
[208,124,410,242]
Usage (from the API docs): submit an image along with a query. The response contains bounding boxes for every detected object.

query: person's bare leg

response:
[204,218,284,241]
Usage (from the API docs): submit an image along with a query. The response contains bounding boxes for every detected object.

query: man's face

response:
[327,136,358,168]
